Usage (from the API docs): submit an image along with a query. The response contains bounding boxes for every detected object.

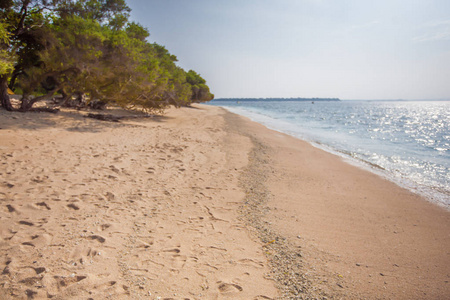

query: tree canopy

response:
[0,0,214,112]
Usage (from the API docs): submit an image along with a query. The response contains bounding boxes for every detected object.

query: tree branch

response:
[15,0,31,36]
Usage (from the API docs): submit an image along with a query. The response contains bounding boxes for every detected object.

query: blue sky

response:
[126,0,450,100]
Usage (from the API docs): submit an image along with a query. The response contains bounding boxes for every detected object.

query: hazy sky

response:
[126,0,450,100]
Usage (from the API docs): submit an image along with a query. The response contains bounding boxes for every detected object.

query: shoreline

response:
[1,104,449,299]
[224,106,450,299]
[218,104,449,210]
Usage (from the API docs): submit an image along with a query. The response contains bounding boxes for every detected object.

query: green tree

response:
[1,0,214,112]
[17,15,105,110]
[56,0,130,30]
[0,0,59,110]
[186,70,214,102]
[0,22,15,110]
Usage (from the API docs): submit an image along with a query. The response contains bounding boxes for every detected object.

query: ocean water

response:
[209,100,450,209]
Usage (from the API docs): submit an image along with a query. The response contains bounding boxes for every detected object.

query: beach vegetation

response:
[0,0,214,113]
[0,21,15,110]
[186,70,214,102]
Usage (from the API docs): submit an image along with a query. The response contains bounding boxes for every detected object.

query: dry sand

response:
[1,104,449,299]
[0,105,278,299]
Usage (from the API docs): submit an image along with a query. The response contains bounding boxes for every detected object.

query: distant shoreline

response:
[213,97,340,102]
[213,98,450,102]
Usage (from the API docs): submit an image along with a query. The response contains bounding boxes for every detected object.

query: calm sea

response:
[209,100,450,209]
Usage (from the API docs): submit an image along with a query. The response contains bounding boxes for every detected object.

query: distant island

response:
[213,97,340,102]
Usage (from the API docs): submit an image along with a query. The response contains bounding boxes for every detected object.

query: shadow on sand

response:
[0,108,171,133]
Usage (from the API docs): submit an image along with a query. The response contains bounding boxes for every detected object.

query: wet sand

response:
[1,104,449,299]
[225,108,450,299]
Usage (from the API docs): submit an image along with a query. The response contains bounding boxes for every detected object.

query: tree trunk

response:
[0,76,13,111]
[19,94,32,111]
[74,92,86,107]
[19,88,59,111]
[59,91,72,107]
[20,95,43,111]
[9,68,22,91]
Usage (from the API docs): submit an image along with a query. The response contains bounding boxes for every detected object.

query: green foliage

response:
[126,21,149,41]
[0,0,213,112]
[56,0,131,29]
[186,70,214,102]
[186,70,206,85]
[0,22,14,75]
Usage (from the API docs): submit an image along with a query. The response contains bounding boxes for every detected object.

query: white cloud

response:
[413,31,450,42]
[424,20,450,27]
[413,19,450,42]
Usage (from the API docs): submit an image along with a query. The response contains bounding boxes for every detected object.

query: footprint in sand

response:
[28,234,52,247]
[97,223,112,232]
[69,246,104,266]
[19,220,34,226]
[237,258,264,268]
[33,267,46,274]
[88,235,106,243]
[217,282,243,294]
[67,203,80,210]
[169,254,187,269]
[25,289,37,298]
[163,248,181,254]
[53,274,87,289]
[6,204,16,212]
[161,248,187,269]
[105,192,115,201]
[36,202,51,210]
[109,165,120,173]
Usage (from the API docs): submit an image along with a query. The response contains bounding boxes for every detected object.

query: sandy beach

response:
[1,104,449,299]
